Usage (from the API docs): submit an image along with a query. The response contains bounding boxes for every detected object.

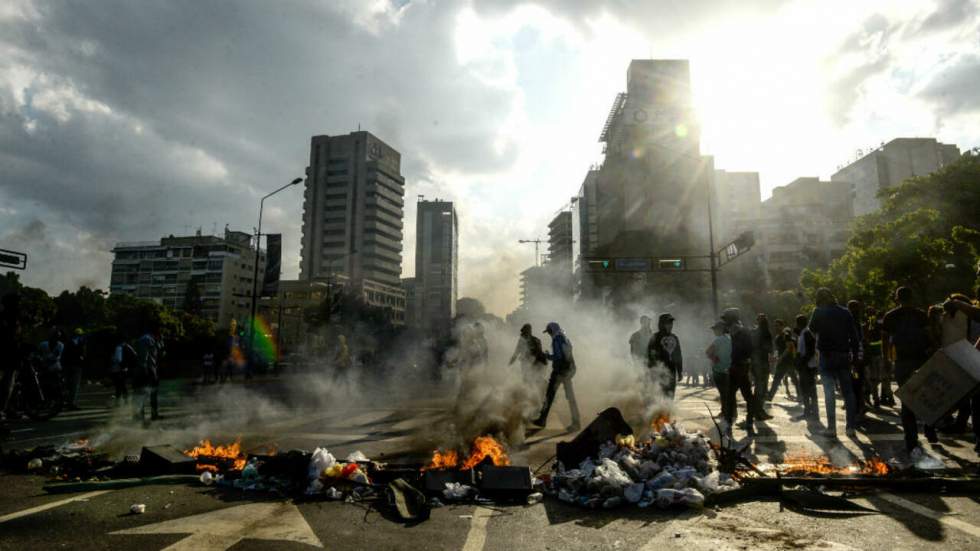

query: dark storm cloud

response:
[0,0,520,293]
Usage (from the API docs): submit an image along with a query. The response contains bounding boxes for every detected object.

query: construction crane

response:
[518,239,545,267]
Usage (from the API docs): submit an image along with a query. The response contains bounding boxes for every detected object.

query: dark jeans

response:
[797,365,819,420]
[538,368,580,426]
[852,362,866,414]
[895,357,937,451]
[111,372,128,402]
[819,351,858,433]
[768,361,799,400]
[730,360,756,426]
[752,357,770,406]
[714,371,735,424]
[66,363,83,407]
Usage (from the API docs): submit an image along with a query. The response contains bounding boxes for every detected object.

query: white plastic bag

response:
[309,447,337,481]
[345,450,369,462]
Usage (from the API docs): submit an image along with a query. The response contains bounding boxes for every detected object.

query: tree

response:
[802,152,980,310]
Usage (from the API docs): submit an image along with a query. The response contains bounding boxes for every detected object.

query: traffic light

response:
[658,259,684,270]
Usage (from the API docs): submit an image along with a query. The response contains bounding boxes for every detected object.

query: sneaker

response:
[756,411,774,421]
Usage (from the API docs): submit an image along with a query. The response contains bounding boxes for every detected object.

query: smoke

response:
[70,267,725,465]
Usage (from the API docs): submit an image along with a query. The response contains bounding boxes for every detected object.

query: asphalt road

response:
[2,375,980,550]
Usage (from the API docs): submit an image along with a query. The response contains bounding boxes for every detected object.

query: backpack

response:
[730,326,753,364]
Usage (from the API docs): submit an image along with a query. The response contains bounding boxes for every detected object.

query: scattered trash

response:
[443,482,475,500]
[130,503,146,514]
[526,492,544,505]
[346,450,370,463]
[199,471,214,485]
[546,415,727,510]
[27,458,43,470]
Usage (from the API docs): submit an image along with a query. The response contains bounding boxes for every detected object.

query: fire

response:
[781,453,891,477]
[424,449,460,471]
[184,438,247,471]
[650,414,671,433]
[460,436,511,470]
[423,436,511,471]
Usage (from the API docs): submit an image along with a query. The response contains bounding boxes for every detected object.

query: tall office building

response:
[588,59,714,303]
[415,199,458,338]
[299,131,406,322]
[832,138,960,216]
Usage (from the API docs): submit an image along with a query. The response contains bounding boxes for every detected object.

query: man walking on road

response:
[722,309,770,436]
[64,328,87,411]
[793,315,820,422]
[648,313,683,399]
[809,288,862,439]
[134,326,162,422]
[532,322,581,431]
[883,286,938,457]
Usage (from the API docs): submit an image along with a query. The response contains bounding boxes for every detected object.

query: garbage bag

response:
[624,482,645,503]
[654,489,685,508]
[309,448,336,481]
[593,458,632,491]
[680,487,705,508]
[647,471,676,490]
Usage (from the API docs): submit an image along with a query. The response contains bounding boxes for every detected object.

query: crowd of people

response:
[697,283,980,461]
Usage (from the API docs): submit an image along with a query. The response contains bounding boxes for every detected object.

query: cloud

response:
[919,53,980,116]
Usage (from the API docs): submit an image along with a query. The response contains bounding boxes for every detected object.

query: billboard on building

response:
[262,233,282,297]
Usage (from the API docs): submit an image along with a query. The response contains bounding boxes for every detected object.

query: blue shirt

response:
[710,334,732,374]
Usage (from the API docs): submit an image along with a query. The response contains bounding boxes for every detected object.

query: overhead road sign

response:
[0,249,27,270]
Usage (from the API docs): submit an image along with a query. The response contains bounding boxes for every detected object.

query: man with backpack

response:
[882,286,938,457]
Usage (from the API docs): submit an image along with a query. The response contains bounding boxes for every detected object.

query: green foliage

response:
[802,153,980,310]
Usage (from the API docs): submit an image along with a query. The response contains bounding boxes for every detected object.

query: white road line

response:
[878,492,980,539]
[0,490,112,524]
[461,506,494,551]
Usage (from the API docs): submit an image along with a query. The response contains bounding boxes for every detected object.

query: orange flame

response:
[781,453,891,477]
[423,449,460,471]
[460,436,511,470]
[184,438,247,471]
[423,436,511,471]
[650,414,671,433]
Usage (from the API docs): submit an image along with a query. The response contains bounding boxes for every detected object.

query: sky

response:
[1,0,978,315]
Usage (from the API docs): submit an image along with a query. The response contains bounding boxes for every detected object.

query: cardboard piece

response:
[895,339,980,425]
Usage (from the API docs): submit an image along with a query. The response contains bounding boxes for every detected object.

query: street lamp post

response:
[248,177,303,372]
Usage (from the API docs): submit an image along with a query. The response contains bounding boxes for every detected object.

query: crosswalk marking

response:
[0,491,112,524]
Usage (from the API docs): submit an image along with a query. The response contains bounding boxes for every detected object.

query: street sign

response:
[657,258,684,270]
[615,258,652,272]
[585,259,612,272]
[0,249,27,270]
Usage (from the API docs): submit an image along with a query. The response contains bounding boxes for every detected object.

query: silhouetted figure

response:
[532,322,581,431]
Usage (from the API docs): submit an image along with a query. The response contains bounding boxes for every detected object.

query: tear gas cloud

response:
[83,270,724,461]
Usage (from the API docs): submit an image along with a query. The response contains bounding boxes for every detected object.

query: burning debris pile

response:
[1,438,116,480]
[544,413,738,510]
